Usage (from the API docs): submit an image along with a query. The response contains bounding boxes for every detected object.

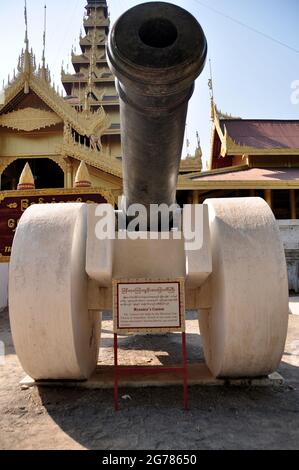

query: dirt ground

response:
[0,308,299,451]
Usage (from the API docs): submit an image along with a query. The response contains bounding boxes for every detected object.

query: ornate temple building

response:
[0,0,125,306]
[0,0,201,198]
[0,0,201,306]
[180,103,299,220]
[0,0,298,307]
[0,0,123,202]
[178,103,299,292]
[61,0,121,161]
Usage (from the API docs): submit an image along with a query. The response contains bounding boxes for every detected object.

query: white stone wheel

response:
[9,203,100,381]
[200,197,289,379]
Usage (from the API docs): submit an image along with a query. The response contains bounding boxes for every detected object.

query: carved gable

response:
[0,107,63,132]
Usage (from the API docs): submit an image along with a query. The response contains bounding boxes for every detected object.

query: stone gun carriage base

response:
[9,198,289,384]
[8,2,289,387]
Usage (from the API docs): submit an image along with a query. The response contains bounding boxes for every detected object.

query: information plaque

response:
[113,279,186,334]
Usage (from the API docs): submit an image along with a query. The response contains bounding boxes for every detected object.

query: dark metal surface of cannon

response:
[107,1,207,211]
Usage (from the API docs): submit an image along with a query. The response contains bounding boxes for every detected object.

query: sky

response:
[0,0,298,167]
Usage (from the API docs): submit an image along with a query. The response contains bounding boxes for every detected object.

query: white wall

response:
[278,221,299,293]
[0,263,9,311]
[279,220,299,249]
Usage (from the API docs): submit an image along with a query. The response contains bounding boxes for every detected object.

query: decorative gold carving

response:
[0,5,121,198]
[60,126,122,178]
[30,75,110,137]
[0,157,15,175]
[61,142,122,178]
[0,187,116,206]
[0,72,110,138]
[0,107,62,132]
[0,75,25,109]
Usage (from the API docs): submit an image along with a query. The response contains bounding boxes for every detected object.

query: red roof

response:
[194,167,299,182]
[221,120,299,149]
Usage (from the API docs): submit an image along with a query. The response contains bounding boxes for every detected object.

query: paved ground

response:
[0,308,299,450]
[290,297,299,315]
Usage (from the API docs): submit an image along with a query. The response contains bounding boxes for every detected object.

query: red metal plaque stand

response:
[114,332,188,411]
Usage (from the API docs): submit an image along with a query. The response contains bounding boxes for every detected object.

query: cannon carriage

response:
[9,2,288,381]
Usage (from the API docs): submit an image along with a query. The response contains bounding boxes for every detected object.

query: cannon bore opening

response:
[139,18,178,48]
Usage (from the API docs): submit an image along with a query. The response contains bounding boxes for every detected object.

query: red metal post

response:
[114,334,119,412]
[182,332,188,411]
[113,332,188,411]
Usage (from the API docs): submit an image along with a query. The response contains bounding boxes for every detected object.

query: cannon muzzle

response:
[107,1,207,212]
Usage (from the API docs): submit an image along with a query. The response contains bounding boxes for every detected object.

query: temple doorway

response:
[1,158,64,190]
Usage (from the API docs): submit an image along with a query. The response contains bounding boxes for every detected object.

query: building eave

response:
[177,178,299,191]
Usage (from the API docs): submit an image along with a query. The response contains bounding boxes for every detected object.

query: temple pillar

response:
[264,189,272,209]
[290,189,297,220]
[66,160,73,189]
[193,190,200,205]
[12,178,17,191]
[187,192,193,205]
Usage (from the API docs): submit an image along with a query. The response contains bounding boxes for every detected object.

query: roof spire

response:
[23,0,30,92]
[195,131,203,171]
[185,123,191,158]
[40,4,48,80]
[24,0,29,51]
[42,4,47,70]
[208,58,216,120]
[85,4,97,112]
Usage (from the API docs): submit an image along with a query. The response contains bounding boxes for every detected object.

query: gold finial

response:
[74,161,92,188]
[24,0,29,51]
[85,5,97,112]
[185,123,191,158]
[195,131,203,171]
[208,58,216,121]
[23,0,30,93]
[196,131,202,156]
[17,163,35,190]
[41,4,47,75]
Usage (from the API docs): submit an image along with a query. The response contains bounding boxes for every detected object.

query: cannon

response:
[9,2,288,382]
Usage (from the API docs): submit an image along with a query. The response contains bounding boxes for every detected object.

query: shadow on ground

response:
[36,360,299,450]
[1,309,299,450]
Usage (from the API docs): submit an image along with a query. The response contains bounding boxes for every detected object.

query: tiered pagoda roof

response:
[61,0,120,136]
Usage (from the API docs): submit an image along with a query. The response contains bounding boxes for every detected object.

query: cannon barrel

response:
[107,1,207,211]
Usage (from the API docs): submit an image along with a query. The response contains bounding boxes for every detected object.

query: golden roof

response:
[0,48,110,138]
